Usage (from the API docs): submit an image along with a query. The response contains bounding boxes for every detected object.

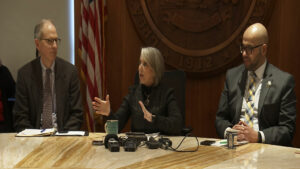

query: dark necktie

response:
[42,69,53,129]
[245,72,256,127]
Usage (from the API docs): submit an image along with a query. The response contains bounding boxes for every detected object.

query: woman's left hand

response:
[138,101,152,122]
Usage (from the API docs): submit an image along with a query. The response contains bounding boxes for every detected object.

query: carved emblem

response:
[127,0,275,76]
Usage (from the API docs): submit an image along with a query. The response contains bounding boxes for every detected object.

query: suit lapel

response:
[136,84,144,113]
[258,63,273,115]
[235,68,247,123]
[54,58,65,127]
[31,58,43,127]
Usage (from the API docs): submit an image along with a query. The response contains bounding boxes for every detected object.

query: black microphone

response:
[104,134,120,152]
[146,137,161,149]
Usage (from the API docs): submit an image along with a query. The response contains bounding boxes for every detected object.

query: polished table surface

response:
[0,133,300,168]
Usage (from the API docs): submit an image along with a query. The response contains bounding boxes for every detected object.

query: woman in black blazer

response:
[93,47,182,135]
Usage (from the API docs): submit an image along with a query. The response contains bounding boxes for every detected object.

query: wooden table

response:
[0,133,299,168]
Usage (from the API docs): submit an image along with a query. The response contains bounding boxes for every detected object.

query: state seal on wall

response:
[127,0,275,76]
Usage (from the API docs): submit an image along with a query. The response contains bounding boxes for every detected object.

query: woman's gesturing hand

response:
[92,95,111,116]
[138,101,153,122]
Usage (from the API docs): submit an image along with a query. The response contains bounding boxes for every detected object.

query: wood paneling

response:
[267,0,300,147]
[105,0,141,131]
[75,0,300,147]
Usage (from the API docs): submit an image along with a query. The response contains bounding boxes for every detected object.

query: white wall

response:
[0,0,73,80]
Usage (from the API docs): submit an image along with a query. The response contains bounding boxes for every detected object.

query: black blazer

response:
[13,57,83,132]
[215,62,297,146]
[109,83,182,135]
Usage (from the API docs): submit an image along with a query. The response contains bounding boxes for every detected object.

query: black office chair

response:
[135,70,190,135]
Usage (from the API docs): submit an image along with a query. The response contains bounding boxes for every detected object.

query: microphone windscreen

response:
[104,134,119,148]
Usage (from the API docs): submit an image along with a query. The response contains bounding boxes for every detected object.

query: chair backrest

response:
[134,70,186,128]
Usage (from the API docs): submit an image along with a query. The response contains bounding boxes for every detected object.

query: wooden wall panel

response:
[75,0,300,147]
[105,0,142,131]
[185,74,226,138]
[267,0,300,147]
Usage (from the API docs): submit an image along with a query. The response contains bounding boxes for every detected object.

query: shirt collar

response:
[248,59,266,80]
[40,59,55,72]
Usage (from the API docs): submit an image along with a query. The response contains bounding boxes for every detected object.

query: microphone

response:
[104,134,120,152]
[146,137,161,149]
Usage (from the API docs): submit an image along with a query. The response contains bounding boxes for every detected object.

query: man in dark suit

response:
[215,23,296,146]
[13,19,83,132]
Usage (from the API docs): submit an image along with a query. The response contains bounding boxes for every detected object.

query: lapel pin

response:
[267,81,272,87]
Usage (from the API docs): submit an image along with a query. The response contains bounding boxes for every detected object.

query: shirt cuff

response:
[259,131,265,143]
[224,127,231,138]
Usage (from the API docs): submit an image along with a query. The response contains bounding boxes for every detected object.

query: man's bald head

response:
[34,19,56,40]
[243,23,268,45]
[242,23,269,71]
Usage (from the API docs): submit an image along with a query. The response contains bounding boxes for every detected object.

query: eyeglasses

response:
[41,38,61,45]
[240,44,264,55]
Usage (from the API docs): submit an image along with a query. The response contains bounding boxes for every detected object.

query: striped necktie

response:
[42,68,53,129]
[245,72,256,127]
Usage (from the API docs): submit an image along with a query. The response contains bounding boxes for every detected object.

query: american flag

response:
[78,0,106,131]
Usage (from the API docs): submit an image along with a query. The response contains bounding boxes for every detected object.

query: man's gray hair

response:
[140,47,165,86]
[34,19,55,39]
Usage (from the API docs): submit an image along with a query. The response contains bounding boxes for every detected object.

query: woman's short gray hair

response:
[140,47,165,86]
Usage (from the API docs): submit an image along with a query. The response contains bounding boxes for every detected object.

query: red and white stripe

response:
[79,0,106,131]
